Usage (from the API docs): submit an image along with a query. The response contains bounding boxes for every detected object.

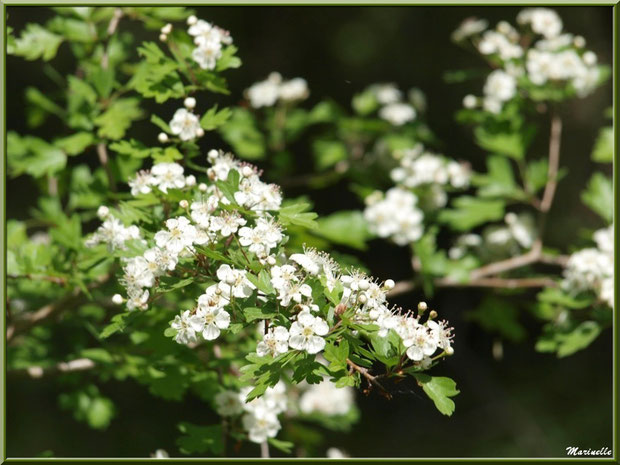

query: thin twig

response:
[8,358,96,379]
[7,273,111,343]
[260,441,270,459]
[539,114,563,214]
[346,358,392,400]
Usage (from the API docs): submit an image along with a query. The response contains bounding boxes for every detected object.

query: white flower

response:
[279,77,309,102]
[215,390,244,416]
[477,30,523,60]
[190,199,217,229]
[192,41,222,70]
[209,212,247,237]
[504,212,536,249]
[85,216,142,252]
[169,108,201,141]
[238,218,283,256]
[256,326,290,357]
[171,309,204,344]
[126,287,149,311]
[404,324,439,361]
[270,264,299,291]
[196,306,230,340]
[519,8,563,39]
[151,162,186,193]
[198,284,230,310]
[364,187,424,246]
[216,264,256,298]
[289,312,329,354]
[246,72,282,108]
[462,94,477,109]
[594,226,613,254]
[447,161,471,188]
[371,83,402,104]
[242,411,281,444]
[452,17,488,42]
[129,170,154,196]
[154,216,197,253]
[379,103,416,126]
[277,282,313,307]
[299,379,355,416]
[484,70,516,102]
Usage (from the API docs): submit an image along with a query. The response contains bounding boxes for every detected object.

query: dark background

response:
[6,6,614,458]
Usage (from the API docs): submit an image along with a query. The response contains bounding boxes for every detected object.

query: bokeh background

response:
[6,5,614,458]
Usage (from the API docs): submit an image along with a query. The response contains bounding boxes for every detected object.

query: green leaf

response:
[218,108,265,160]
[54,132,94,156]
[278,202,318,230]
[581,173,613,223]
[58,385,115,430]
[268,438,294,454]
[474,125,533,160]
[314,210,369,250]
[591,127,613,163]
[473,155,525,200]
[8,132,67,178]
[438,196,505,231]
[244,306,277,323]
[413,374,459,416]
[12,24,63,61]
[130,42,185,103]
[95,98,143,140]
[151,114,171,134]
[557,321,601,358]
[176,423,224,455]
[323,340,349,371]
[216,45,242,71]
[200,105,232,131]
[466,297,526,342]
[524,158,548,194]
[312,139,347,170]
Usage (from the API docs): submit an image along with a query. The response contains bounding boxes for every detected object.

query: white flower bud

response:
[179,199,189,209]
[159,33,168,42]
[357,293,368,304]
[418,301,428,312]
[97,206,110,219]
[196,127,205,138]
[187,15,198,25]
[573,35,586,48]
[225,274,236,285]
[384,279,395,290]
[358,279,370,291]
[161,23,173,35]
[198,183,208,192]
[583,51,597,66]
[463,94,477,109]
[241,166,254,177]
[112,294,124,305]
[207,149,219,161]
[266,256,276,266]
[184,97,196,109]
[185,175,196,186]
[215,287,222,295]
[445,346,455,356]
[158,132,169,143]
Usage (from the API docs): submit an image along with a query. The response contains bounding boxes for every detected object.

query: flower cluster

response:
[391,144,471,192]
[85,208,142,252]
[368,83,418,126]
[455,8,603,113]
[449,212,537,260]
[187,15,233,71]
[245,72,309,108]
[364,187,424,246]
[215,383,287,443]
[298,377,355,416]
[563,225,614,308]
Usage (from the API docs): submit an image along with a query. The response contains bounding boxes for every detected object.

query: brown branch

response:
[260,441,270,459]
[539,113,563,214]
[8,358,96,379]
[346,358,392,400]
[7,274,67,285]
[387,275,558,298]
[7,273,111,343]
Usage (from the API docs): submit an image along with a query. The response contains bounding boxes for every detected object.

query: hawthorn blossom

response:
[154,217,197,253]
[129,170,154,196]
[299,379,355,416]
[288,312,329,354]
[256,326,290,357]
[364,187,424,246]
[169,109,202,141]
[379,102,416,126]
[216,264,256,298]
[85,216,141,252]
[151,162,186,193]
[196,306,230,340]
[215,390,244,416]
[279,77,309,102]
[171,309,204,344]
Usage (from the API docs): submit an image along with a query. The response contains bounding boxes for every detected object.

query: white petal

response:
[203,323,221,340]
